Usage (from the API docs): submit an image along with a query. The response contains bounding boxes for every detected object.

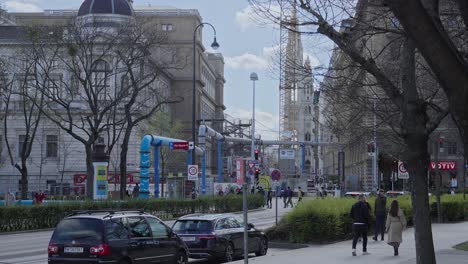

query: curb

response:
[269,241,309,249]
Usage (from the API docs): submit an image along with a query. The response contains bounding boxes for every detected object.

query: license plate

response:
[181,236,196,242]
[64,247,83,253]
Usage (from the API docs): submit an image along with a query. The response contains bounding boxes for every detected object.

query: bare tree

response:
[0,42,47,199]
[248,1,451,263]
[111,22,184,199]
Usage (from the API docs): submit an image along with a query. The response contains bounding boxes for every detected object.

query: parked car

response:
[386,191,411,197]
[344,191,372,198]
[48,210,188,264]
[172,214,268,262]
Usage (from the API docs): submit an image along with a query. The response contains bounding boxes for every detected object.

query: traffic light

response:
[254,149,259,160]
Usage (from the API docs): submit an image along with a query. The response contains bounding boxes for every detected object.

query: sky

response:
[0,0,333,140]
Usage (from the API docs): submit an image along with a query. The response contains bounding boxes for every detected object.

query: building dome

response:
[78,0,134,17]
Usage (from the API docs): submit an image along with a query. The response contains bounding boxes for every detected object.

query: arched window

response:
[91,60,111,89]
[308,106,312,114]
[305,132,311,141]
[119,75,130,96]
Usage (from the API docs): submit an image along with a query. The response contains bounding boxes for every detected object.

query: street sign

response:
[188,141,194,150]
[187,165,198,181]
[398,161,409,179]
[270,169,281,181]
[170,141,189,150]
[248,161,256,169]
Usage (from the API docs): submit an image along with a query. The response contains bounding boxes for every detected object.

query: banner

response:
[236,159,244,184]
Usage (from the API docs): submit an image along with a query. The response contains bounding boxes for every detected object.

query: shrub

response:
[268,194,466,243]
[0,194,264,233]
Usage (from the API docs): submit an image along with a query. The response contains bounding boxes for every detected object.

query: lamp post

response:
[250,72,258,161]
[192,23,219,164]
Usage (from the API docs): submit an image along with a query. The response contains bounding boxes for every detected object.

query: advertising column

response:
[92,143,109,200]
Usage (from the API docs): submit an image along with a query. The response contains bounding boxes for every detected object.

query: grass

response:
[454,242,468,251]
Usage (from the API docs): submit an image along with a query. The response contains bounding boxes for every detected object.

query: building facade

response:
[0,0,225,196]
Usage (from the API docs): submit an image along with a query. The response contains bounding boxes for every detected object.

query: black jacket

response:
[374,195,387,216]
[350,201,371,224]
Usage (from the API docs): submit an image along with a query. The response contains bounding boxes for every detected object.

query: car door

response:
[234,216,257,253]
[226,217,244,254]
[125,216,157,264]
[104,217,130,260]
[146,217,178,263]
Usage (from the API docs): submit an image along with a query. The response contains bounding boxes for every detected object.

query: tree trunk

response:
[405,133,435,264]
[119,129,131,200]
[85,144,94,200]
[20,165,28,200]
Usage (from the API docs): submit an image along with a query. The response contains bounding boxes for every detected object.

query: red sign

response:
[74,173,135,185]
[430,161,457,171]
[171,142,189,150]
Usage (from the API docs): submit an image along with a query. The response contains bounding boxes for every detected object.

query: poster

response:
[93,162,108,200]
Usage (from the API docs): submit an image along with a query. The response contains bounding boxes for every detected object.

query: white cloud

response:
[4,0,42,12]
[225,53,269,70]
[235,5,281,32]
[226,45,321,71]
[226,107,279,140]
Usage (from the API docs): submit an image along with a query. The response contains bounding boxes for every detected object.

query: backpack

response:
[300,190,305,196]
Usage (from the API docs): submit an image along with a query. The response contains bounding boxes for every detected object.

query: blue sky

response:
[1,0,332,140]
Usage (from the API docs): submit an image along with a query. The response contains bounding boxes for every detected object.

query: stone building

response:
[0,0,225,196]
[319,0,466,192]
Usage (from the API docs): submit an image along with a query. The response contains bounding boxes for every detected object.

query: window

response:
[226,218,241,228]
[91,60,112,97]
[46,135,58,158]
[126,217,151,238]
[447,141,457,155]
[215,219,228,230]
[146,217,169,239]
[105,218,129,240]
[18,135,26,157]
[305,133,311,141]
[162,24,174,31]
[70,75,80,95]
[47,77,61,99]
[119,75,130,96]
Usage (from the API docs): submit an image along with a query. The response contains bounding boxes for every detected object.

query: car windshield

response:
[172,220,213,234]
[51,218,103,244]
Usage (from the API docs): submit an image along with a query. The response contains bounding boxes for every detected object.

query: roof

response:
[177,213,235,221]
[78,0,134,17]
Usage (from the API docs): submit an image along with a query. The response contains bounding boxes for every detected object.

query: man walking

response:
[373,189,387,241]
[350,194,371,256]
[286,186,294,208]
[298,186,304,203]
[266,188,273,208]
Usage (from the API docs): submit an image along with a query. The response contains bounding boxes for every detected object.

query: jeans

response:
[352,224,368,251]
[374,214,385,240]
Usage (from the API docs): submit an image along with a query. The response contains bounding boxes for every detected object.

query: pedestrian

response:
[286,186,294,208]
[281,188,287,208]
[298,186,304,203]
[350,194,371,256]
[373,189,387,241]
[133,183,140,198]
[266,188,273,208]
[251,185,255,194]
[191,187,197,199]
[386,200,407,256]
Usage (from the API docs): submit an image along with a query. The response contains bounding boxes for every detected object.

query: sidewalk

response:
[233,222,468,264]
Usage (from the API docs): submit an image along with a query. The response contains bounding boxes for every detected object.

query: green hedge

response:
[0,195,264,233]
[267,194,466,243]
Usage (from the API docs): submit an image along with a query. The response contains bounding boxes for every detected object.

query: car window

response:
[51,218,103,244]
[173,220,213,234]
[227,217,241,228]
[215,218,229,230]
[146,217,169,239]
[126,217,151,238]
[105,218,129,240]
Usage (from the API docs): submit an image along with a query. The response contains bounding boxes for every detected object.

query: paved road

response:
[231,222,468,264]
[0,198,295,264]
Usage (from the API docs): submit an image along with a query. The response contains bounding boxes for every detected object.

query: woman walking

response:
[386,200,407,256]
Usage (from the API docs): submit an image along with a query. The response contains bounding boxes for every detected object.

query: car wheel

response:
[223,243,235,262]
[174,250,188,264]
[255,238,268,256]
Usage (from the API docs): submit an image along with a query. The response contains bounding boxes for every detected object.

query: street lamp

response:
[250,72,258,162]
[192,23,219,164]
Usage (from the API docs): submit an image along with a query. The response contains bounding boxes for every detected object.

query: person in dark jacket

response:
[350,194,371,256]
[373,189,387,241]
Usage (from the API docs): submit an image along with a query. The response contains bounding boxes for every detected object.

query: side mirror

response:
[248,223,255,230]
